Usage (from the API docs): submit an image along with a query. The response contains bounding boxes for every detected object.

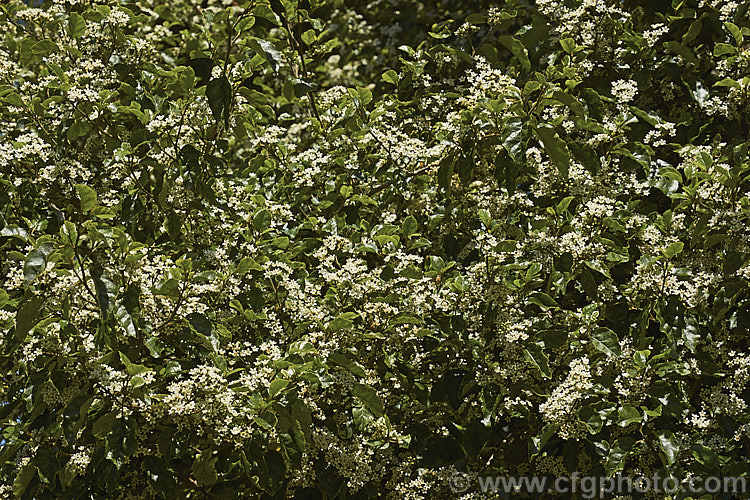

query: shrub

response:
[1,0,750,498]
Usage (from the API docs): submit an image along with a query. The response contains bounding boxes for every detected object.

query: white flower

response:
[611,79,638,104]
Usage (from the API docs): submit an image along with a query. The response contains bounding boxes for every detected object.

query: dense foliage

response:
[2,0,750,498]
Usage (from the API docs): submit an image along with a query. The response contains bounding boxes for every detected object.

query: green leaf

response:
[269,379,290,398]
[560,38,575,54]
[292,78,317,98]
[725,22,743,44]
[657,430,680,466]
[724,251,744,276]
[187,312,213,337]
[456,154,474,185]
[617,405,641,427]
[32,40,59,56]
[13,464,37,497]
[91,266,117,314]
[605,437,635,477]
[349,86,372,106]
[68,12,86,39]
[119,352,150,377]
[396,265,420,280]
[145,337,164,358]
[714,43,737,56]
[497,35,530,71]
[327,352,366,377]
[60,220,78,246]
[580,266,598,300]
[529,423,559,458]
[552,91,584,117]
[714,78,741,89]
[206,76,232,126]
[527,261,542,277]
[584,410,603,434]
[166,211,182,240]
[34,447,61,485]
[154,278,179,299]
[592,327,621,357]
[248,38,284,72]
[703,233,728,249]
[1,225,29,240]
[535,125,570,180]
[465,13,487,24]
[114,303,136,337]
[75,184,97,213]
[523,80,541,95]
[351,383,384,417]
[389,312,424,326]
[269,0,286,20]
[437,155,455,190]
[524,342,551,378]
[556,196,575,214]
[192,454,218,486]
[178,66,196,91]
[402,216,418,237]
[662,241,684,259]
[253,209,271,232]
[581,88,604,120]
[528,291,558,310]
[382,70,398,85]
[15,296,45,340]
[24,243,53,282]
[300,28,317,47]
[682,16,703,45]
[501,116,524,163]
[691,444,720,469]
[463,422,491,459]
[237,257,262,273]
[329,312,358,330]
[263,450,286,490]
[0,289,8,308]
[429,255,445,272]
[666,41,699,65]
[92,411,117,438]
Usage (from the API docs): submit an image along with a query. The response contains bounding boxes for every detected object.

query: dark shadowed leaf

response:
[15,295,45,340]
[23,243,53,282]
[206,76,232,126]
[248,39,285,72]
[351,383,384,417]
[535,125,570,180]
